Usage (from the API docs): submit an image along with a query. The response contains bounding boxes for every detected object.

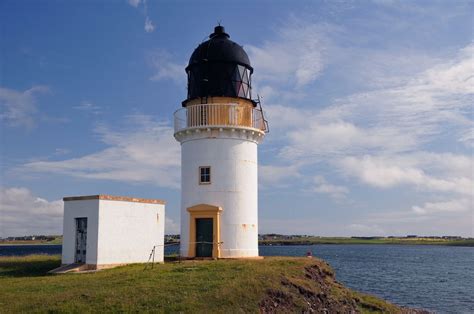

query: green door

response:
[196,218,213,257]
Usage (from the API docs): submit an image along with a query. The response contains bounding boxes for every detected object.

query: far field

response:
[2,236,473,246]
[0,237,62,246]
[259,236,474,247]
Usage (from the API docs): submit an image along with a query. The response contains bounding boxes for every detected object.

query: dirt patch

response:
[259,289,294,313]
[260,263,358,313]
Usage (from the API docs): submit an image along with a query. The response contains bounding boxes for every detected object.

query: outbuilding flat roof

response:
[63,194,166,204]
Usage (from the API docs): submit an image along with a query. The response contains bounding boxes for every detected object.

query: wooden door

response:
[74,218,87,263]
[195,218,213,257]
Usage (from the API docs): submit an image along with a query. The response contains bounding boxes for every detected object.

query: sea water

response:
[260,244,474,314]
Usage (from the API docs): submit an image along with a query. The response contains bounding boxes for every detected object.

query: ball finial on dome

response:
[210,25,230,38]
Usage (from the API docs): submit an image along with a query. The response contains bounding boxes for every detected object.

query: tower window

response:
[199,166,211,184]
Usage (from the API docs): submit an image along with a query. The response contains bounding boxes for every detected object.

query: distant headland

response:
[257,234,474,247]
[2,234,473,247]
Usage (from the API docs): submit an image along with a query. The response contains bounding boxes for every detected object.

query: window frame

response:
[199,166,211,185]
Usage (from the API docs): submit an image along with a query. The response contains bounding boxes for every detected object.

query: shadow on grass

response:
[164,255,182,262]
[0,256,61,278]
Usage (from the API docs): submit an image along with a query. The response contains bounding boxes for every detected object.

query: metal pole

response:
[152,246,155,269]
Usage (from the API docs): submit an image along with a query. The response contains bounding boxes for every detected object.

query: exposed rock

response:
[259,262,431,314]
[259,289,294,313]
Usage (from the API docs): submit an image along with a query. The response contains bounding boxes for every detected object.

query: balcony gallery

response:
[174,102,267,133]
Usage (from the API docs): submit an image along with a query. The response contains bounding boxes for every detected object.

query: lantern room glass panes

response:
[233,67,242,81]
[187,63,252,100]
[232,64,251,99]
[242,69,249,84]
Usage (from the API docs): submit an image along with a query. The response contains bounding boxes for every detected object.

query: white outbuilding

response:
[61,195,165,270]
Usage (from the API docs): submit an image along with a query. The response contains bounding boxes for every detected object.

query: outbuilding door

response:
[195,218,213,257]
[74,218,87,263]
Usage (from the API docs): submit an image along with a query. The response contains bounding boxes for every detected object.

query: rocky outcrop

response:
[259,261,430,314]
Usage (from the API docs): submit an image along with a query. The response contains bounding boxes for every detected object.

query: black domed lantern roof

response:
[184,25,254,106]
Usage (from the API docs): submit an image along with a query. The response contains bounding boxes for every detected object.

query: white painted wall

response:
[96,200,164,264]
[180,134,260,258]
[62,199,165,266]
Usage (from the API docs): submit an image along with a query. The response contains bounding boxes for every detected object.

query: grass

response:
[260,237,474,247]
[0,255,409,313]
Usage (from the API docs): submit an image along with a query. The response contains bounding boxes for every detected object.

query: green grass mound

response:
[0,255,426,313]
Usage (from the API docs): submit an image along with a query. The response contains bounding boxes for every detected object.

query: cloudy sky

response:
[1,0,472,237]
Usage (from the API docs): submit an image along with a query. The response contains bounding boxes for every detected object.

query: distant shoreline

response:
[2,237,473,247]
[259,237,474,247]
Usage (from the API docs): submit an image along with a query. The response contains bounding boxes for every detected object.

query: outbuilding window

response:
[199,166,211,184]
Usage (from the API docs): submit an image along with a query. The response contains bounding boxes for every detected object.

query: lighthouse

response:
[174,25,268,258]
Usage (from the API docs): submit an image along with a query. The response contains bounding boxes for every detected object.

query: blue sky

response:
[1,0,472,237]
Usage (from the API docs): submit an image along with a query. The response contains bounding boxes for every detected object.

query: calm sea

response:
[1,244,472,313]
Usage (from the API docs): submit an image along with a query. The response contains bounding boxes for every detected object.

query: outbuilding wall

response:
[96,200,165,265]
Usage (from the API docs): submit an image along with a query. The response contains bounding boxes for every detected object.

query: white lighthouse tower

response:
[174,25,267,258]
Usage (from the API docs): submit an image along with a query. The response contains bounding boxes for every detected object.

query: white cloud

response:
[259,164,301,187]
[247,20,332,88]
[128,0,155,33]
[53,148,71,156]
[127,0,141,7]
[458,128,474,148]
[165,217,179,234]
[262,210,472,237]
[313,175,348,199]
[0,187,63,237]
[148,50,185,84]
[263,44,473,198]
[281,121,416,161]
[276,43,473,161]
[259,218,348,236]
[0,85,49,128]
[347,44,473,141]
[351,202,474,237]
[338,154,473,196]
[263,104,307,132]
[412,198,472,215]
[73,101,102,114]
[22,114,181,189]
[144,16,155,33]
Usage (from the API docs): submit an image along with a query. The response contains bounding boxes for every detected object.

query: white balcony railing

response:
[174,103,268,133]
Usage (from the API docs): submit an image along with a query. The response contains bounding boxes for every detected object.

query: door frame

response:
[187,204,222,258]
